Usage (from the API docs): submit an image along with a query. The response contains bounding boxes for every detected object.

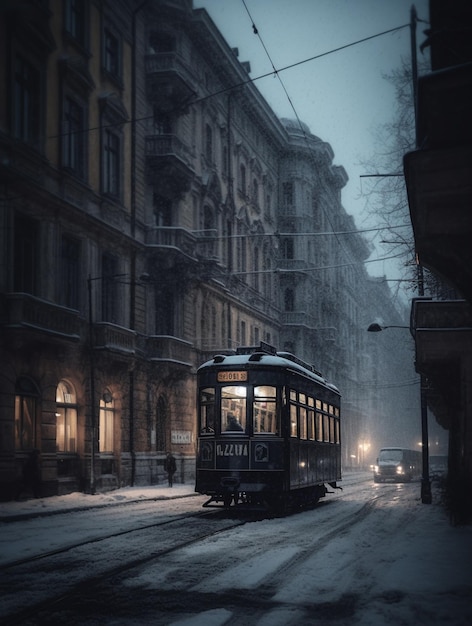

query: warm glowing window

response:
[56,380,78,452]
[253,385,278,434]
[99,389,114,452]
[221,386,246,432]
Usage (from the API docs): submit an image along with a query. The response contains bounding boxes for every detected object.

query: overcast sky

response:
[193,0,430,296]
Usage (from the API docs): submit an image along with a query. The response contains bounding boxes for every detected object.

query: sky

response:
[193,0,431,297]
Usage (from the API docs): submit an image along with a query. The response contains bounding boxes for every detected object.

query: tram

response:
[195,342,342,512]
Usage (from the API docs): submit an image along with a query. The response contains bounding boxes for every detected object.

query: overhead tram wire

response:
[239,0,411,285]
[45,22,411,143]
[40,5,415,284]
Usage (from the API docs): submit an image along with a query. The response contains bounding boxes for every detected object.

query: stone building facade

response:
[0,0,410,498]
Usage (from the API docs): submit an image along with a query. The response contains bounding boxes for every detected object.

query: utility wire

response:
[238,0,413,285]
[46,22,411,142]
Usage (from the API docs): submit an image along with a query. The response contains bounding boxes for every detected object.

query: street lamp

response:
[367,322,432,504]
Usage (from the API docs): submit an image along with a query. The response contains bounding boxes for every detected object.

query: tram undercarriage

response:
[202,481,340,513]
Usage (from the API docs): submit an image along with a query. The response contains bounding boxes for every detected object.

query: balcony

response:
[145,134,194,195]
[281,311,315,328]
[410,298,472,429]
[145,53,196,111]
[145,336,194,367]
[1,293,80,340]
[93,323,136,355]
[404,63,472,301]
[277,258,309,274]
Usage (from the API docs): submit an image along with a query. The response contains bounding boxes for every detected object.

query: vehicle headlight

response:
[396,465,404,474]
[374,465,379,473]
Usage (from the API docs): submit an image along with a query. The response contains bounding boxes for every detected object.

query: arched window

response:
[99,389,114,452]
[15,377,39,450]
[56,380,78,452]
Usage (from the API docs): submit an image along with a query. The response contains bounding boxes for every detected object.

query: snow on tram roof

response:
[198,351,340,394]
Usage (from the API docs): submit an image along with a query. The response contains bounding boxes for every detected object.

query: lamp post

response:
[367,323,432,504]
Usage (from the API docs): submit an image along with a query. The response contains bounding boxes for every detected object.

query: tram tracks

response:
[0,508,246,625]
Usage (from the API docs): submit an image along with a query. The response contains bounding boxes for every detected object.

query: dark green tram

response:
[195,343,341,511]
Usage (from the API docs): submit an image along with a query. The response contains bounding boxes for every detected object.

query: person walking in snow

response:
[164,452,177,487]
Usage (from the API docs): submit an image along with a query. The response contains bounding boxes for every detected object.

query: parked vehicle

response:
[373,447,422,483]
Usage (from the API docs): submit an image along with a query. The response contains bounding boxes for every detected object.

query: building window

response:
[154,110,171,134]
[240,164,246,195]
[205,124,213,162]
[284,288,295,311]
[99,389,114,453]
[282,238,294,260]
[60,235,80,309]
[15,377,39,450]
[155,287,174,335]
[103,130,120,196]
[252,179,259,205]
[282,182,294,206]
[149,32,175,53]
[14,214,38,294]
[253,245,260,291]
[240,320,246,345]
[63,96,85,178]
[64,0,87,47]
[56,380,78,453]
[13,55,41,146]
[103,29,120,78]
[101,253,119,323]
[153,194,172,226]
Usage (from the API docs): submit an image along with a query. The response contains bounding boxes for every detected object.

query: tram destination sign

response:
[217,371,248,382]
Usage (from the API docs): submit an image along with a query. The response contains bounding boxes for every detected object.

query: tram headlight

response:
[396,465,404,475]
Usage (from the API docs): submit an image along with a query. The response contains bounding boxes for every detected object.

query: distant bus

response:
[373,447,422,483]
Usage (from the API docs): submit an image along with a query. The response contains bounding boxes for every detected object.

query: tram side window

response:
[316,412,323,441]
[308,408,315,440]
[199,388,215,434]
[329,416,335,443]
[222,386,246,432]
[300,406,308,440]
[335,417,340,443]
[290,403,297,437]
[323,414,330,442]
[253,385,278,434]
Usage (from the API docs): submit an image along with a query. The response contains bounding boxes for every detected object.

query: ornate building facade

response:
[0,0,410,498]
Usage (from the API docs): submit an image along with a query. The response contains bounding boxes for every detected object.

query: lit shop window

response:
[56,380,78,452]
[99,389,114,452]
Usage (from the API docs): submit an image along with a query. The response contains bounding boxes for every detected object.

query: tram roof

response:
[198,352,340,395]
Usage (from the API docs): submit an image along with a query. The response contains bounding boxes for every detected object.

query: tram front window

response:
[222,386,247,432]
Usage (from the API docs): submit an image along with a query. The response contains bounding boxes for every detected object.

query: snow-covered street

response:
[1,473,471,625]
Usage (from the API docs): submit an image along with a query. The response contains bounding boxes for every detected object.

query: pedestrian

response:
[164,451,177,487]
[17,449,41,499]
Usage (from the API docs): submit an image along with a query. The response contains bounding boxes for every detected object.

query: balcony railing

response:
[145,52,196,93]
[145,134,190,160]
[145,335,194,366]
[1,293,80,340]
[93,323,136,354]
[277,258,309,272]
